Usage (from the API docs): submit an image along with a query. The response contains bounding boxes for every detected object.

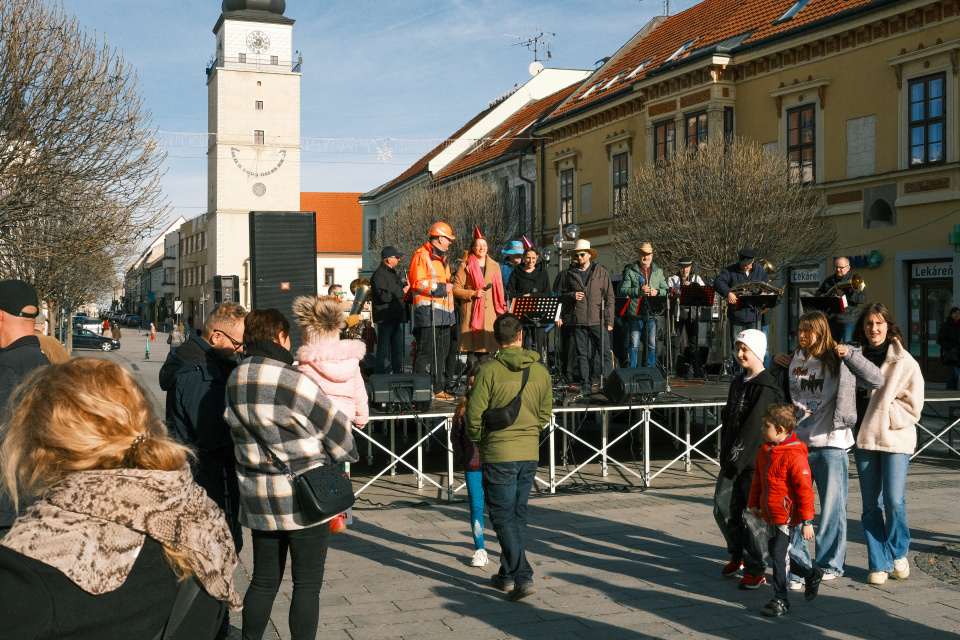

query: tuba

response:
[825,273,866,296]
[344,278,372,339]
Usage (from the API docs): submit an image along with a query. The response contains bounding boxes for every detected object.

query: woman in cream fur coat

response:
[851,302,924,585]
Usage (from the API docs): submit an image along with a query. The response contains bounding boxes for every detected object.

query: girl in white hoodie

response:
[293,295,369,533]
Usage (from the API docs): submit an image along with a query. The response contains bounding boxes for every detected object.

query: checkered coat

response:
[225,349,359,531]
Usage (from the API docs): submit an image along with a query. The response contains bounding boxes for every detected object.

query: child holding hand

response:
[748,403,824,617]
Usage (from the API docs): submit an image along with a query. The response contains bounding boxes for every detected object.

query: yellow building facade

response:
[534,0,959,382]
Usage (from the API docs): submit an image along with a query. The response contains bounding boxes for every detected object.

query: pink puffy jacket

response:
[297,339,369,427]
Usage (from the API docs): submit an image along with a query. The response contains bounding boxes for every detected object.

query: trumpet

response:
[825,273,865,296]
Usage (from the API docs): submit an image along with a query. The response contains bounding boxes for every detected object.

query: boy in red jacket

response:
[748,403,824,617]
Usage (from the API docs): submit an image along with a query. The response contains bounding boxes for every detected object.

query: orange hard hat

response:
[429,221,455,240]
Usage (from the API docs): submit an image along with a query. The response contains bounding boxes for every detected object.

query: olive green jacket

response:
[620,260,668,319]
[465,346,552,463]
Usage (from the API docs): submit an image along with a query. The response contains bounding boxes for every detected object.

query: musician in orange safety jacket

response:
[408,222,458,400]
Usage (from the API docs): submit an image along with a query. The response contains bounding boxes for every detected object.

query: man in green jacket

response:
[620,242,668,368]
[466,313,552,601]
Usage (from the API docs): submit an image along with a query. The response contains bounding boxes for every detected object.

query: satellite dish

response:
[529,61,544,76]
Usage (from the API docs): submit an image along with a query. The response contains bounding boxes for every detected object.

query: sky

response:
[58,0,697,230]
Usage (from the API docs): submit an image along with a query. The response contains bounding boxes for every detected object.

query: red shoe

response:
[329,513,347,534]
[721,558,744,576]
[739,573,767,590]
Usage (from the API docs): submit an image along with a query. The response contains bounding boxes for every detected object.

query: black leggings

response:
[242,525,330,640]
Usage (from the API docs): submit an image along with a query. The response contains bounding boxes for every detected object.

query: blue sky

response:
[59,0,692,227]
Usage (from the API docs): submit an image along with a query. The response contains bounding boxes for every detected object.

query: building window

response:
[724,107,734,143]
[685,111,708,149]
[654,120,676,161]
[367,218,377,248]
[612,152,628,216]
[908,73,946,167]
[238,53,246,64]
[787,104,816,183]
[324,268,334,286]
[254,130,265,145]
[270,55,278,65]
[559,168,574,226]
[255,100,264,110]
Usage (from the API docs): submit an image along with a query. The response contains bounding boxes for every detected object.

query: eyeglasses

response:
[836,265,850,271]
[216,330,243,350]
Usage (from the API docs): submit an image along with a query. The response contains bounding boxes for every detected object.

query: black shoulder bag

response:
[481,367,530,432]
[244,426,355,524]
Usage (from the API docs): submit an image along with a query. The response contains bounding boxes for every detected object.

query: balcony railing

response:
[206,55,302,78]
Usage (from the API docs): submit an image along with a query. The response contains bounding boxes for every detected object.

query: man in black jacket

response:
[713,249,773,367]
[372,246,409,374]
[814,257,866,344]
[555,240,614,394]
[0,280,50,534]
[159,302,246,552]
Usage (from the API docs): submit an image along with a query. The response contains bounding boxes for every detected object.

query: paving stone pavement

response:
[88,330,960,639]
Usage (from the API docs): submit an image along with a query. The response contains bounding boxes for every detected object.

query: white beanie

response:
[735,329,767,360]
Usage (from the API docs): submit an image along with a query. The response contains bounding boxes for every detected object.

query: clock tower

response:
[207,0,300,307]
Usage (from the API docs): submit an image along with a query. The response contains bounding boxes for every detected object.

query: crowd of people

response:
[0,223,940,635]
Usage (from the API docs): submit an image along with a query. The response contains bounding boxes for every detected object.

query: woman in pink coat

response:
[292,295,369,534]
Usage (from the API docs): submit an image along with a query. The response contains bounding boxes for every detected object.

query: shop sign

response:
[790,268,820,283]
[911,262,954,279]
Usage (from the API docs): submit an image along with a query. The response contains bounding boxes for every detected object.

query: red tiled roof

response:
[547,0,885,121]
[375,105,497,196]
[300,192,363,253]
[434,84,580,181]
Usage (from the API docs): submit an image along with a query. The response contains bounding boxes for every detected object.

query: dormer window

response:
[776,0,812,24]
[626,58,653,80]
[601,73,624,91]
[578,83,601,101]
[666,39,697,63]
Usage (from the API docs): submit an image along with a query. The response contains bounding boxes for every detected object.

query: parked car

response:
[125,315,141,327]
[69,327,121,351]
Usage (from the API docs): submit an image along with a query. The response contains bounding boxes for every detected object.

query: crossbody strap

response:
[242,426,294,477]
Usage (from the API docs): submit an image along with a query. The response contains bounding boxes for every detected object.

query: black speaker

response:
[603,367,666,404]
[249,211,318,352]
[368,374,433,413]
[214,275,240,304]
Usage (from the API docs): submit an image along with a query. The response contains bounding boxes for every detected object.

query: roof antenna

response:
[506,28,555,75]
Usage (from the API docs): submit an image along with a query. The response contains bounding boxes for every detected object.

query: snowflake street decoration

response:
[377,142,393,163]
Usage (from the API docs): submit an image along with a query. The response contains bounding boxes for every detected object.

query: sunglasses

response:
[332,291,346,296]
[216,330,243,349]
[574,252,589,257]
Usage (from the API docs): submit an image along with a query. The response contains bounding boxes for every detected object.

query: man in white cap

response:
[555,239,614,395]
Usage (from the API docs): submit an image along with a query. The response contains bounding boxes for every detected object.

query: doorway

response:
[908,278,953,383]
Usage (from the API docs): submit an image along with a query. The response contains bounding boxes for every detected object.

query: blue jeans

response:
[465,469,485,551]
[482,461,538,585]
[625,317,657,368]
[790,447,849,577]
[243,525,330,640]
[854,449,911,572]
[946,365,960,391]
[375,322,404,375]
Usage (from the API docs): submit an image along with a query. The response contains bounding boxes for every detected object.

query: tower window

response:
[257,81,262,87]
[238,53,246,63]
[270,55,278,65]
[255,100,264,110]
[254,130,265,145]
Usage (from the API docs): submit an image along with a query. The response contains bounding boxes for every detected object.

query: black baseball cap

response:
[381,246,403,259]
[0,279,40,318]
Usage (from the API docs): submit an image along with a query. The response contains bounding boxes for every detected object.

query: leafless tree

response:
[370,177,522,273]
[0,0,168,309]
[612,140,836,279]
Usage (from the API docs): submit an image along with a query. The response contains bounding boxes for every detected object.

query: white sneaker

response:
[821,572,838,581]
[471,549,488,567]
[893,557,910,579]
[789,580,803,591]
[867,571,888,584]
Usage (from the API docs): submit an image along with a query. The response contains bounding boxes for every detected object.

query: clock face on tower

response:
[246,31,270,54]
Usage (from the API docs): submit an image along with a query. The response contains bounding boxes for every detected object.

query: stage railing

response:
[355,396,960,501]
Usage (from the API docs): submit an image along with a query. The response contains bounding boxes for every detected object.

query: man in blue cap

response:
[501,241,524,289]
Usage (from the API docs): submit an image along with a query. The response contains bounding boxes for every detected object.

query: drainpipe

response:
[532,132,547,248]
[517,154,536,238]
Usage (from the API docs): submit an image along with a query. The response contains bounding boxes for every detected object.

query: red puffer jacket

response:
[748,432,815,525]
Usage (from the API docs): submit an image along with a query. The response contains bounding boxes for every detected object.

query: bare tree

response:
[370,177,521,273]
[0,0,168,303]
[612,140,836,279]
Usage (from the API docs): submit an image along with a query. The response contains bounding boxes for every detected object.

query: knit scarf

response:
[1,465,243,610]
[467,254,506,331]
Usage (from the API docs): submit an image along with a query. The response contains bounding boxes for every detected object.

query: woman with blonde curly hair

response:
[0,358,242,640]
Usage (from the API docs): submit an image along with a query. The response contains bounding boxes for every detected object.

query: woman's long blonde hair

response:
[796,310,840,377]
[0,359,195,575]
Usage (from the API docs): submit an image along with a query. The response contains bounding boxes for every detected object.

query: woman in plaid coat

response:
[225,308,358,640]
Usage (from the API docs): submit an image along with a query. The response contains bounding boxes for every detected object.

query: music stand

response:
[800,296,847,316]
[735,294,781,331]
[510,295,561,325]
[678,284,715,308]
